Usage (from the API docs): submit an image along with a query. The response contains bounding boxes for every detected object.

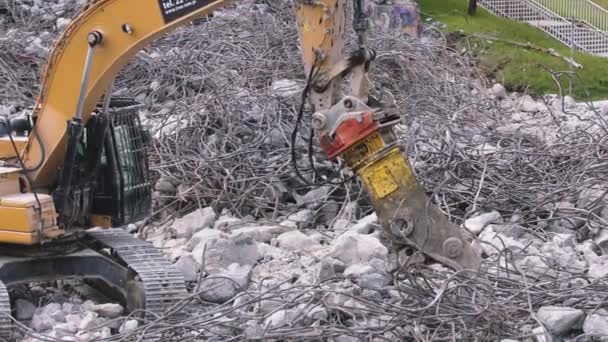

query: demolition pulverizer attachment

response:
[314,96,481,271]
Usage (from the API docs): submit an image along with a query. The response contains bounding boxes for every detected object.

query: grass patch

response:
[592,0,608,9]
[419,0,608,100]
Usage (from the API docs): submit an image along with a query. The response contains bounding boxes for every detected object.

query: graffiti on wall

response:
[363,0,421,37]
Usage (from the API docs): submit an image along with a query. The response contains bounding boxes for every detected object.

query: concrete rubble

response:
[463,210,502,235]
[537,306,585,336]
[18,299,125,341]
[583,309,608,337]
[16,200,606,340]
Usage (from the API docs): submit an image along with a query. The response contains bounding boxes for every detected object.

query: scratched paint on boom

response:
[158,0,218,23]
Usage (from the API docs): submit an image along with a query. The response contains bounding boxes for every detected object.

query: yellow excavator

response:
[0,0,480,338]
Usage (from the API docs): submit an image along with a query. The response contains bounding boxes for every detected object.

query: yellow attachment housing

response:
[339,126,482,271]
[358,147,416,200]
[341,130,416,201]
[0,193,61,245]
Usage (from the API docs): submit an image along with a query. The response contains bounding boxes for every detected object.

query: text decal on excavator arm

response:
[158,0,212,23]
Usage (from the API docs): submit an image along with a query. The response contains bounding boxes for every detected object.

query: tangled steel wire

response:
[392,38,608,235]
[3,0,607,232]
[14,248,607,342]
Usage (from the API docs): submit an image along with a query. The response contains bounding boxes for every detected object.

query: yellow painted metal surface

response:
[357,147,416,200]
[90,214,112,228]
[0,193,54,208]
[0,207,36,233]
[21,0,234,187]
[0,167,21,196]
[0,193,58,243]
[294,0,346,111]
[339,130,416,200]
[0,231,38,245]
[294,0,345,74]
[0,136,26,159]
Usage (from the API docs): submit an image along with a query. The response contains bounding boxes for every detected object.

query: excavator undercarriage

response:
[0,229,188,340]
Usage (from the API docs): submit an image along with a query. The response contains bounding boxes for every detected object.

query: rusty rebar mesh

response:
[2,0,608,341]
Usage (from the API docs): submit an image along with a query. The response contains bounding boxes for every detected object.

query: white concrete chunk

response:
[537,306,584,336]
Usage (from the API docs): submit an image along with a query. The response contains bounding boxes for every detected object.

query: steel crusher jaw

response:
[313,96,482,272]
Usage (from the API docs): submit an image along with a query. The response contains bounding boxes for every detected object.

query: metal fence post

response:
[570,15,574,96]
